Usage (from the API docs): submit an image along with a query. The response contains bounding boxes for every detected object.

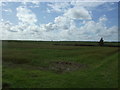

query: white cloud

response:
[64,7,92,20]
[1,2,118,41]
[98,26,118,40]
[21,0,39,5]
[0,2,12,14]
[16,6,37,24]
[37,15,117,41]
[21,1,40,8]
[30,1,40,5]
[0,20,41,40]
[46,8,51,13]
[78,17,118,41]
[99,15,107,23]
[70,2,105,8]
[1,15,118,41]
[0,2,6,7]
[39,23,56,31]
[47,2,70,13]
[47,2,105,13]
[3,8,12,13]
[0,21,16,40]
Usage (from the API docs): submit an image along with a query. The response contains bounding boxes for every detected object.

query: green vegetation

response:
[2,40,119,88]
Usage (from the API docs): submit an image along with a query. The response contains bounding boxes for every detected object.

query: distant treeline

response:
[2,40,120,47]
[53,43,120,47]
[2,40,120,43]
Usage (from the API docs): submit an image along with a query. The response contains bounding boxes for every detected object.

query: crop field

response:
[2,40,119,88]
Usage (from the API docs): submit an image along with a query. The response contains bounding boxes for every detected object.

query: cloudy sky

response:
[0,1,118,41]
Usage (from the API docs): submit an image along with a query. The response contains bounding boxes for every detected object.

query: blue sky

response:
[0,1,118,41]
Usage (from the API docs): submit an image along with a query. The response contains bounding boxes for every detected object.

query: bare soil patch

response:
[3,60,87,74]
[49,61,87,73]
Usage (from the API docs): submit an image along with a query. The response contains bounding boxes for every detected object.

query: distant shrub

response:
[99,38,104,46]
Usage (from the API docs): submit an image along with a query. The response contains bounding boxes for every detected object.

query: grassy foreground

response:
[2,41,119,88]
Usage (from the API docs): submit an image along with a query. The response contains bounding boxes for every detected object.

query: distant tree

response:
[99,38,104,46]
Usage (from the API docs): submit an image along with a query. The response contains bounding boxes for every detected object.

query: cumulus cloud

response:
[64,7,92,20]
[0,20,40,40]
[1,2,118,41]
[78,17,118,41]
[0,21,17,40]
[47,2,105,13]
[1,13,118,41]
[40,23,56,31]
[16,6,37,24]
[38,15,117,41]
[54,16,75,29]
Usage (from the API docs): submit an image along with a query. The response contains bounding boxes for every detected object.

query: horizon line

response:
[1,40,119,42]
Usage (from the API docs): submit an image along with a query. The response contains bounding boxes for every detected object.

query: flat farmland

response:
[2,41,119,88]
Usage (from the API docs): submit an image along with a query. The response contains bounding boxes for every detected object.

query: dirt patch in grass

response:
[3,60,88,74]
[49,61,87,73]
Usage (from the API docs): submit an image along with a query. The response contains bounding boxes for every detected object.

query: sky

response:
[0,1,119,41]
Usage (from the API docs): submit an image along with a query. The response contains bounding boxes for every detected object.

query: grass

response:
[2,40,119,88]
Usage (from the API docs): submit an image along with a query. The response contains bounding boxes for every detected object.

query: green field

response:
[2,40,119,88]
